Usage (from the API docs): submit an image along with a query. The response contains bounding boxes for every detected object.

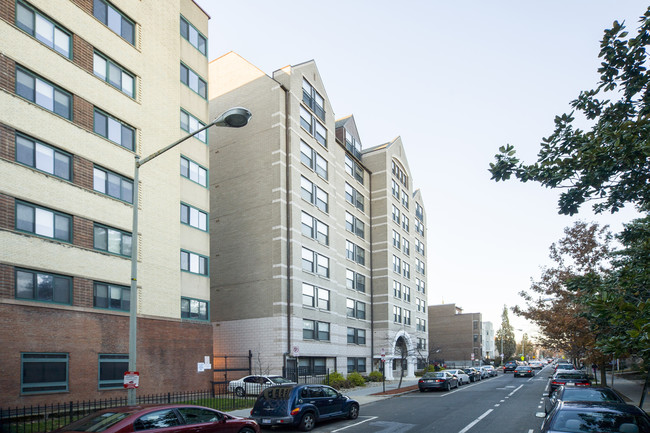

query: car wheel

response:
[299,412,316,432]
[238,428,256,433]
[445,382,451,391]
[235,387,245,397]
[347,404,359,420]
[454,381,459,389]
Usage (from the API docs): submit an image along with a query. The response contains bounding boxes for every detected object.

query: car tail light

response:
[290,408,301,416]
[436,379,444,383]
[576,382,589,386]
[418,379,424,383]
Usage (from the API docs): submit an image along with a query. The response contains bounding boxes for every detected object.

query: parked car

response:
[554,362,575,373]
[418,371,459,392]
[228,375,294,396]
[529,361,544,370]
[250,384,358,431]
[514,365,535,377]
[548,371,591,396]
[462,367,482,382]
[504,361,518,372]
[53,404,260,433]
[545,386,625,414]
[445,369,471,385]
[480,365,497,377]
[539,401,650,433]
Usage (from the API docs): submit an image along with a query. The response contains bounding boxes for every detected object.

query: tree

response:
[516,333,532,360]
[512,222,612,371]
[489,6,650,216]
[495,305,516,360]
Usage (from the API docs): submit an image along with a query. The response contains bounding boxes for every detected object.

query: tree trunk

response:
[599,361,607,387]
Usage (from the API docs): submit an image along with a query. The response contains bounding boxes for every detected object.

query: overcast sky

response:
[196,0,647,341]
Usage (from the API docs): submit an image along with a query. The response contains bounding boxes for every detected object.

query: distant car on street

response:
[462,367,482,382]
[514,365,535,377]
[548,371,591,396]
[228,375,294,396]
[504,361,518,372]
[445,369,471,385]
[418,371,459,392]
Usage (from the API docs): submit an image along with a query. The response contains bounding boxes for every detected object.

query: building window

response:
[16,1,71,58]
[393,306,402,323]
[16,134,71,180]
[346,269,365,292]
[402,190,409,209]
[403,263,411,280]
[15,268,71,304]
[303,319,329,341]
[417,318,427,332]
[347,328,366,345]
[302,283,330,310]
[302,79,325,120]
[404,309,411,326]
[180,63,207,99]
[345,212,364,238]
[300,141,328,180]
[16,201,71,242]
[93,166,133,203]
[415,239,425,255]
[21,353,68,394]
[402,215,409,232]
[416,298,424,313]
[94,224,132,256]
[16,66,71,119]
[300,177,328,213]
[98,354,128,389]
[417,278,426,294]
[301,212,329,245]
[392,230,401,249]
[93,0,134,45]
[391,179,400,199]
[344,154,364,184]
[94,108,134,150]
[301,247,329,278]
[417,338,427,350]
[391,205,400,224]
[392,255,401,274]
[180,156,207,187]
[347,357,366,373]
[94,282,129,311]
[403,239,410,256]
[346,240,365,265]
[415,219,424,236]
[346,299,366,319]
[416,258,425,275]
[181,250,208,276]
[180,15,207,55]
[300,106,326,147]
[404,285,411,302]
[416,202,424,222]
[180,109,207,143]
[93,51,134,97]
[391,160,408,188]
[181,203,208,231]
[344,130,362,160]
[393,280,401,298]
[344,183,364,212]
[181,297,208,321]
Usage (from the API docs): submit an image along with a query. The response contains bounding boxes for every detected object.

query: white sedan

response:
[227,375,294,396]
[445,369,471,385]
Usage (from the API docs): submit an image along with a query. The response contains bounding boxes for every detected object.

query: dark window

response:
[15,269,71,304]
[21,353,68,394]
[98,354,128,389]
[93,0,135,45]
[94,282,130,311]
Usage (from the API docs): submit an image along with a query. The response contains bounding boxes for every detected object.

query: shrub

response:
[327,371,351,389]
[347,371,366,387]
[367,370,383,382]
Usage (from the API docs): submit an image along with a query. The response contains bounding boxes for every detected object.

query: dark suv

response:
[504,361,518,372]
[250,384,359,431]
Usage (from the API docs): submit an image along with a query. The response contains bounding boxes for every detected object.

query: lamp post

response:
[127,107,252,405]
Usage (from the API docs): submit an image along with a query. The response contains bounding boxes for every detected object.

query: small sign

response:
[124,371,139,389]
[500,353,504,359]
[470,353,475,361]
[381,348,385,359]
[521,356,525,361]
[292,345,300,358]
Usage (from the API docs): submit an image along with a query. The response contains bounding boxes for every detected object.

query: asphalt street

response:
[308,365,554,433]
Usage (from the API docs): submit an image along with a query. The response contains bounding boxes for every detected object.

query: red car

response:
[55,404,260,433]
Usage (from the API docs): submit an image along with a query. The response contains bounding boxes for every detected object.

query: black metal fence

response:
[0,373,332,433]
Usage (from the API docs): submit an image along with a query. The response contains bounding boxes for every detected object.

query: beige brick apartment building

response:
[0,0,214,406]
[209,53,429,380]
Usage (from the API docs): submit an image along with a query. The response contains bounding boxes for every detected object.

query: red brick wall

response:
[0,54,15,94]
[70,0,93,16]
[0,124,15,160]
[0,304,214,407]
[0,0,14,27]
[74,216,94,249]
[73,35,94,73]
[0,264,12,298]
[0,193,14,231]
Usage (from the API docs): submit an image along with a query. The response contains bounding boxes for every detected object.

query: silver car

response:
[227,375,294,396]
[445,369,471,385]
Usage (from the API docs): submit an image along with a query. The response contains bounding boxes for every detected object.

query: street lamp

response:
[127,107,252,405]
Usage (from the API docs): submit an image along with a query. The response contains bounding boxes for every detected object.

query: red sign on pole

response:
[124,371,140,389]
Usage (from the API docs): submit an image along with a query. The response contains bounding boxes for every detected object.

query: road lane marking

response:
[494,404,500,407]
[332,416,378,432]
[528,430,534,433]
[508,384,524,397]
[458,409,493,433]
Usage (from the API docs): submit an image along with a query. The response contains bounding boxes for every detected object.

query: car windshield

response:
[550,410,650,433]
[58,412,132,432]
[561,389,622,402]
[423,372,445,378]
[556,373,588,380]
[269,377,293,384]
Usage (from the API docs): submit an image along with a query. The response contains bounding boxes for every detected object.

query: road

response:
[311,365,554,433]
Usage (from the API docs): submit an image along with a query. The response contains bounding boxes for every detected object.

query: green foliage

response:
[489,6,650,216]
[495,305,516,359]
[326,371,349,389]
[367,370,384,382]
[347,371,366,387]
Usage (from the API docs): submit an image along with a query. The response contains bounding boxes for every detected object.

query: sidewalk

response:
[226,377,420,418]
[608,374,650,413]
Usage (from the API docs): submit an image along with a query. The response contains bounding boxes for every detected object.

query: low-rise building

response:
[427,304,482,366]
